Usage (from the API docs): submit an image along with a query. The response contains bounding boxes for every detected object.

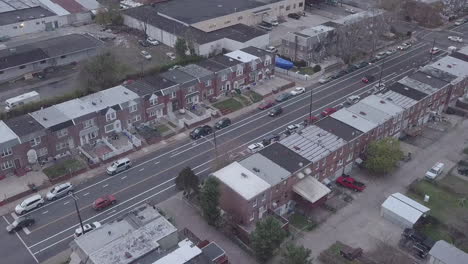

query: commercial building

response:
[0,0,100,38]
[0,33,102,83]
[123,0,305,56]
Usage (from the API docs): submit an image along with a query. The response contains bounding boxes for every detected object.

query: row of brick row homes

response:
[0,47,275,177]
[212,46,468,243]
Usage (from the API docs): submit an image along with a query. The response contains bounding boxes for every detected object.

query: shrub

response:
[294,60,307,68]
[313,64,321,72]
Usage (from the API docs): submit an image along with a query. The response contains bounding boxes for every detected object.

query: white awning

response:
[293,176,331,204]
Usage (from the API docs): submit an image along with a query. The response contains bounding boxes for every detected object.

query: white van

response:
[425,162,445,180]
[106,158,131,175]
[15,194,44,215]
[347,95,360,105]
[5,91,40,111]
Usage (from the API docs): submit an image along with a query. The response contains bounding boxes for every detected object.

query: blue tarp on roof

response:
[275,57,294,70]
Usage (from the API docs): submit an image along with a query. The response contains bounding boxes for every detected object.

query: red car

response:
[361,75,375,84]
[336,175,366,192]
[321,107,337,117]
[258,100,275,110]
[92,195,116,210]
[305,115,319,124]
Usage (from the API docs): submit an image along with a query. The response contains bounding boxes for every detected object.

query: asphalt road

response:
[1,23,466,263]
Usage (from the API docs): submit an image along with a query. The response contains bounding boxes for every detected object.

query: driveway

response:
[158,195,258,264]
[298,116,468,260]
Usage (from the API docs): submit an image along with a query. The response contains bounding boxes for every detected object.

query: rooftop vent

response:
[404,87,409,90]
[293,146,301,150]
[40,14,45,17]
[380,100,386,104]
[253,167,260,173]
[426,75,432,78]
[218,4,223,7]
[125,252,132,258]
[352,115,357,118]
[124,91,128,95]
[43,117,48,121]
[359,111,367,115]
[29,16,34,19]
[241,172,248,178]
[299,162,303,167]
[237,56,241,59]
[387,97,393,101]
[92,102,97,106]
[28,121,34,125]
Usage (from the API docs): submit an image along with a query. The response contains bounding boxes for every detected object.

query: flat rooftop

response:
[179,64,214,79]
[4,114,45,137]
[0,6,55,26]
[407,71,449,89]
[428,56,468,79]
[160,69,196,85]
[398,76,438,95]
[314,116,362,142]
[331,109,377,133]
[259,143,311,173]
[347,102,392,125]
[239,153,291,186]
[154,0,281,25]
[279,125,346,163]
[387,82,427,102]
[360,95,403,116]
[0,120,19,145]
[225,50,259,63]
[378,90,418,109]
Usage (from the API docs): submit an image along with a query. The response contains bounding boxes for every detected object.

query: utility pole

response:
[430,39,436,61]
[308,88,313,124]
[70,192,85,235]
[213,128,219,166]
[378,56,386,89]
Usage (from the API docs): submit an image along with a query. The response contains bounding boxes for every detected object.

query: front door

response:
[14,159,21,168]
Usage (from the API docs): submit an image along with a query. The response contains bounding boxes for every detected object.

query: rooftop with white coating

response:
[224,50,258,63]
[331,109,377,133]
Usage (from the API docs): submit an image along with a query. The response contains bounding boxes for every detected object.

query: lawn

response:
[297,67,316,75]
[212,98,243,112]
[234,94,251,106]
[43,158,86,179]
[245,91,263,103]
[155,124,171,134]
[289,213,317,231]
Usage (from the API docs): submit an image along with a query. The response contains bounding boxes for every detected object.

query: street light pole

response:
[430,39,436,61]
[213,128,219,165]
[70,192,85,235]
[378,56,386,89]
[308,88,313,124]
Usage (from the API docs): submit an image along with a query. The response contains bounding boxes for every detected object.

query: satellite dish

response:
[27,149,38,164]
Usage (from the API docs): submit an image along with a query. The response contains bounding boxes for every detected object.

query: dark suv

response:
[214,118,231,130]
[268,106,283,117]
[288,13,301,19]
[190,125,213,139]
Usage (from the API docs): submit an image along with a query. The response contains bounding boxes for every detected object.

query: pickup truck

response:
[336,175,366,192]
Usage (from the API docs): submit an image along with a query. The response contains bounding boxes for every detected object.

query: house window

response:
[133,115,141,122]
[30,137,41,147]
[188,86,195,93]
[171,92,177,99]
[149,97,157,106]
[205,80,211,87]
[221,74,227,81]
[129,104,137,113]
[208,89,214,95]
[251,61,257,71]
[89,131,98,139]
[56,141,69,151]
[149,109,163,117]
[284,49,289,54]
[224,20,231,25]
[250,212,255,221]
[13,26,18,29]
[38,147,48,157]
[56,129,68,138]
[236,66,243,76]
[299,2,303,7]
[1,160,14,170]
[60,55,67,59]
[106,111,116,122]
[261,193,266,201]
[1,147,12,157]
[104,123,114,133]
[84,119,94,128]
[40,60,46,64]
[19,65,26,69]
[0,71,3,74]
[286,5,290,11]
[238,16,243,21]
[253,198,257,208]
[36,22,40,25]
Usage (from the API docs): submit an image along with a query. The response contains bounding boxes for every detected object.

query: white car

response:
[146,38,159,45]
[425,162,444,180]
[454,19,464,26]
[346,95,360,105]
[15,195,44,215]
[287,123,301,132]
[448,36,463,43]
[46,182,73,201]
[106,158,131,175]
[386,48,397,55]
[290,87,305,96]
[397,43,411,50]
[74,222,102,237]
[140,50,152,60]
[166,52,177,60]
[345,8,356,14]
[248,142,264,153]
[169,65,181,71]
[265,46,278,53]
[319,76,332,84]
[373,83,386,93]
[430,47,441,54]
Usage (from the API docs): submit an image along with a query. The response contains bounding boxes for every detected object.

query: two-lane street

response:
[0,31,456,263]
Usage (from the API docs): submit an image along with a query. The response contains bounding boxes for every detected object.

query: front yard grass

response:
[289,213,317,231]
[155,124,170,134]
[212,98,243,112]
[245,91,263,103]
[43,158,86,179]
[297,67,316,75]
[234,94,251,106]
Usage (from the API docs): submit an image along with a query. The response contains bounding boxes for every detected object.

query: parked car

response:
[287,123,301,132]
[457,165,468,175]
[169,65,181,71]
[268,106,283,117]
[138,39,150,47]
[166,52,177,60]
[190,125,213,139]
[425,162,444,180]
[397,42,412,50]
[140,50,152,60]
[345,64,358,73]
[107,158,131,175]
[355,61,369,69]
[340,244,363,261]
[304,115,319,124]
[454,19,466,26]
[265,46,278,53]
[346,95,360,105]
[75,221,102,237]
[429,47,441,54]
[287,13,301,19]
[146,38,159,46]
[258,100,275,110]
[248,142,264,153]
[321,107,337,117]
[332,70,347,79]
[448,36,463,42]
[375,52,387,60]
[92,195,117,210]
[373,82,386,93]
[386,48,397,55]
[275,93,292,102]
[361,75,376,83]
[258,23,273,31]
[46,182,74,201]
[262,134,280,146]
[336,175,366,192]
[345,8,356,14]
[402,228,435,250]
[318,76,333,84]
[15,194,44,215]
[290,87,305,96]
[215,118,231,129]
[6,216,35,233]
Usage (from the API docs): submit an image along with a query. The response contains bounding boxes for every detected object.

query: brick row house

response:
[0,47,275,176]
[212,46,468,242]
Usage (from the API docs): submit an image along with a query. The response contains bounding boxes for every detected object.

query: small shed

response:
[429,240,468,264]
[380,193,430,228]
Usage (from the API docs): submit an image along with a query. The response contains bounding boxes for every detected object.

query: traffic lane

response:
[1,216,39,264]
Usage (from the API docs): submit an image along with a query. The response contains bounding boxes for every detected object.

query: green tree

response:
[365,137,403,175]
[95,9,123,26]
[199,177,221,226]
[175,167,199,196]
[174,38,187,58]
[281,243,313,264]
[251,216,287,262]
[79,52,128,91]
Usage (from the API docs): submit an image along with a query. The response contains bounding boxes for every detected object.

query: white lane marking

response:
[102,184,109,188]
[195,167,210,175]
[41,211,48,215]
[20,42,430,215]
[63,201,70,205]
[23,227,31,235]
[31,184,175,254]
[29,178,175,249]
[2,216,39,263]
[121,176,127,180]
[139,168,145,172]
[106,210,116,216]
[82,192,90,197]
[154,161,160,165]
[11,212,18,220]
